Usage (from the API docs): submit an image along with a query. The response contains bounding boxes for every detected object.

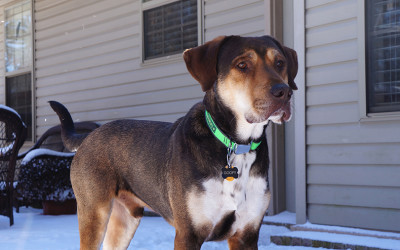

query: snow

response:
[293,221,400,240]
[274,231,400,250]
[21,149,75,164]
[1,208,400,249]
[263,211,296,225]
[0,208,322,250]
[0,139,15,155]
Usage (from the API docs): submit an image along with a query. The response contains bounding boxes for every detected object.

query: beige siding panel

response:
[306,0,336,9]
[36,46,139,78]
[36,59,138,88]
[307,144,400,165]
[306,39,358,68]
[305,0,357,29]
[36,7,137,45]
[36,60,187,91]
[35,0,105,23]
[0,0,21,6]
[37,111,191,136]
[37,85,203,115]
[204,0,261,15]
[37,74,197,106]
[205,1,264,29]
[36,14,139,50]
[308,185,400,209]
[204,0,265,39]
[307,60,358,86]
[35,0,68,12]
[38,98,200,128]
[307,121,400,145]
[308,205,400,232]
[307,81,358,106]
[36,36,138,69]
[36,0,136,34]
[36,28,138,59]
[307,102,359,125]
[306,18,357,48]
[308,165,400,188]
[205,16,265,40]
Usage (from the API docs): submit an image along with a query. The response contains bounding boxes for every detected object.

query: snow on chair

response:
[0,105,27,226]
[16,121,99,213]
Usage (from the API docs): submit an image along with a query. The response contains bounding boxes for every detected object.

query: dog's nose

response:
[270,83,292,100]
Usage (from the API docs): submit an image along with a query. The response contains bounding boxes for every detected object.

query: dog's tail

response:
[49,101,89,152]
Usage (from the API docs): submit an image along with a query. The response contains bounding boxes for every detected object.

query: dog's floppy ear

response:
[183,36,227,92]
[282,46,298,90]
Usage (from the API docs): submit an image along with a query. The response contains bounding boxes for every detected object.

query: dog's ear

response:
[183,36,227,92]
[282,46,298,90]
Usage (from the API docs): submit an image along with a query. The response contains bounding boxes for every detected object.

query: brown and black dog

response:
[50,35,298,250]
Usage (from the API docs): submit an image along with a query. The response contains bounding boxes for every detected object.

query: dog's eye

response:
[236,62,248,70]
[276,60,285,70]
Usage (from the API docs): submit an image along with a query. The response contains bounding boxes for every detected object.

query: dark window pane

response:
[143,0,198,60]
[366,0,400,113]
[6,73,32,140]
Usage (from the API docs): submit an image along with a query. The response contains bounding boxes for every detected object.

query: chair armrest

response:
[21,148,75,165]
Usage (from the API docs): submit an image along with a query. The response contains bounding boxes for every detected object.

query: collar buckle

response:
[234,143,252,155]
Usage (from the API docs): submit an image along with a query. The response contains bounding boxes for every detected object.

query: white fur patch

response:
[187,152,270,240]
[235,115,269,141]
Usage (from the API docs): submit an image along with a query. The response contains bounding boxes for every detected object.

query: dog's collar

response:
[205,110,261,154]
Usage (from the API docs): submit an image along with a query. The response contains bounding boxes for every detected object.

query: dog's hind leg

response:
[76,200,113,250]
[103,190,145,250]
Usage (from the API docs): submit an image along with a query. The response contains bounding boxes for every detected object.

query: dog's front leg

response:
[227,228,260,250]
[174,230,203,250]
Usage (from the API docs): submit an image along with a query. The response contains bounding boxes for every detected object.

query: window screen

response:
[366,0,400,113]
[6,73,32,141]
[4,1,32,73]
[143,0,198,60]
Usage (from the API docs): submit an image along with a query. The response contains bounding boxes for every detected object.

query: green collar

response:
[205,110,262,154]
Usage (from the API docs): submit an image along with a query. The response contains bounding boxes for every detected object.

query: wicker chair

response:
[0,105,27,226]
[16,121,99,210]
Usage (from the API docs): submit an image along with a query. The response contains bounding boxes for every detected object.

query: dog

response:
[49,35,298,250]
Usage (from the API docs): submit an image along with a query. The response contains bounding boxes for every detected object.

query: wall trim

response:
[293,0,307,224]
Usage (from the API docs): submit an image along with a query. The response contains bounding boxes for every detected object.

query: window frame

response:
[140,0,203,66]
[3,0,35,142]
[358,0,400,121]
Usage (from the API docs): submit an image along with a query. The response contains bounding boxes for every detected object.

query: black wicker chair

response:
[0,105,27,226]
[16,121,99,209]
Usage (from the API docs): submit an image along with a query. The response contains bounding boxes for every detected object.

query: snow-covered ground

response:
[1,208,399,250]
[0,208,315,250]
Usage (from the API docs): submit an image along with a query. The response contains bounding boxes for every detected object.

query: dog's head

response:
[183,35,298,125]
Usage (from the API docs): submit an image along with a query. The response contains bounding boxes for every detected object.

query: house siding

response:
[305,0,400,232]
[29,0,266,137]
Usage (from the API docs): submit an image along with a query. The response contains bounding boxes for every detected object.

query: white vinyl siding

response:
[33,0,266,137]
[305,0,400,232]
[204,0,265,40]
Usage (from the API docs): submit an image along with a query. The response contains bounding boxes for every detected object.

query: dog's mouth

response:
[245,102,292,124]
[268,105,291,124]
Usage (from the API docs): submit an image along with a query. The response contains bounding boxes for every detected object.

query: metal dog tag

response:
[234,144,251,154]
[222,166,238,181]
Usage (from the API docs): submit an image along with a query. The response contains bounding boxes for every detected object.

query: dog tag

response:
[222,166,238,181]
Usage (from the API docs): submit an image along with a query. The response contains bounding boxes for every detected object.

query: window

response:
[6,73,32,140]
[142,0,198,60]
[366,0,400,113]
[4,1,33,140]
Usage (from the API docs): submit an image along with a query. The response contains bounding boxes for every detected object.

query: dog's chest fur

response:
[187,151,270,240]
